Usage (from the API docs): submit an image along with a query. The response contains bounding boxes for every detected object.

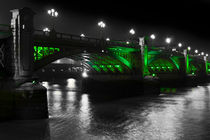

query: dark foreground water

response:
[1,78,210,140]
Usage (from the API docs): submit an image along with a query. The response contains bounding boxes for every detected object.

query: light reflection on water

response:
[1,79,210,140]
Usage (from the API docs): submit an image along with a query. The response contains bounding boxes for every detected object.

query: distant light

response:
[178,43,182,47]
[195,49,198,53]
[98,21,106,28]
[82,71,88,78]
[165,37,171,44]
[129,28,135,35]
[54,11,58,17]
[43,27,50,32]
[106,38,110,41]
[47,10,51,14]
[47,9,58,17]
[102,50,104,52]
[126,41,130,44]
[172,48,176,51]
[187,46,191,51]
[198,54,201,56]
[80,33,85,37]
[201,52,204,55]
[206,54,208,56]
[150,34,156,40]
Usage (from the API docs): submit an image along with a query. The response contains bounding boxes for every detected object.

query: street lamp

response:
[47,9,58,17]
[165,37,171,44]
[97,21,106,39]
[201,52,204,55]
[187,46,191,51]
[80,33,85,37]
[150,34,156,40]
[106,38,110,41]
[47,8,58,30]
[129,28,135,35]
[206,54,208,57]
[129,28,135,44]
[43,27,50,32]
[195,49,198,53]
[178,43,182,47]
[165,37,171,49]
[98,21,106,28]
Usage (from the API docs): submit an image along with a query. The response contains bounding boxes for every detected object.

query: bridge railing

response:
[34,29,142,48]
[34,29,102,44]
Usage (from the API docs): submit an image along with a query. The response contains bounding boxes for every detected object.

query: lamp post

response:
[195,49,198,55]
[47,9,58,30]
[165,37,171,49]
[97,21,106,39]
[43,27,50,35]
[129,28,135,44]
[150,34,156,47]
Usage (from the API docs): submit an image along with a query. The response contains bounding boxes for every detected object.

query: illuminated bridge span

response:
[0,7,210,83]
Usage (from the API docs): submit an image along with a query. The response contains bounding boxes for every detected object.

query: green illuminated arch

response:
[148,58,179,73]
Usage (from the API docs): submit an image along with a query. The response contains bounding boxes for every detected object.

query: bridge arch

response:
[148,55,180,74]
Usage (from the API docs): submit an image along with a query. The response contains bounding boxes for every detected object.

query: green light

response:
[107,65,112,68]
[115,65,120,68]
[152,73,156,77]
[33,46,60,61]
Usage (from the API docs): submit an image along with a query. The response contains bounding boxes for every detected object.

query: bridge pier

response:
[0,7,48,120]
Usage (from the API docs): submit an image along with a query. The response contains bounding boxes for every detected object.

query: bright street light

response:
[47,9,58,17]
[98,21,106,28]
[206,54,208,56]
[195,49,198,53]
[129,28,135,35]
[201,52,204,55]
[126,41,130,44]
[178,43,182,47]
[165,37,171,44]
[43,27,50,32]
[106,38,110,41]
[187,46,191,51]
[80,33,85,37]
[150,34,156,40]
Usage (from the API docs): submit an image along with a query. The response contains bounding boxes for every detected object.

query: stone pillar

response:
[139,37,149,77]
[10,7,35,80]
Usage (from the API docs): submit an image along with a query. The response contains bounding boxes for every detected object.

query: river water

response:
[1,78,210,140]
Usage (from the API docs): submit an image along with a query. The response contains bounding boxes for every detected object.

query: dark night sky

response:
[0,0,210,53]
